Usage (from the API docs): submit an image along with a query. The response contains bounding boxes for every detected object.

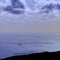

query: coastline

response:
[1,51,60,60]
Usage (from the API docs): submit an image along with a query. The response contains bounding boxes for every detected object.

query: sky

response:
[0,0,60,33]
[0,13,60,33]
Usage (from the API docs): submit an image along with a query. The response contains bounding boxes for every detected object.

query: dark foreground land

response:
[1,51,60,60]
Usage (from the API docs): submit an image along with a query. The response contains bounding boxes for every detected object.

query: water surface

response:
[0,33,60,59]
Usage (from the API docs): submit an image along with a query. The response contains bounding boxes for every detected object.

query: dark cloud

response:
[56,4,60,10]
[10,0,25,9]
[40,4,60,13]
[3,6,24,15]
[3,0,25,15]
[41,4,54,13]
[42,4,54,10]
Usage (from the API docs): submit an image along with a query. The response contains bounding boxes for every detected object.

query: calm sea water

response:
[0,33,60,59]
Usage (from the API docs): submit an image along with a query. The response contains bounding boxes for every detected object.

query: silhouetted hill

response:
[1,51,60,60]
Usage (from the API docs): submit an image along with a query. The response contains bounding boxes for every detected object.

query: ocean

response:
[0,33,60,59]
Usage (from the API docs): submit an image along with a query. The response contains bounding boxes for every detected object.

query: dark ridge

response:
[4,6,24,15]
[10,0,25,9]
[1,51,60,60]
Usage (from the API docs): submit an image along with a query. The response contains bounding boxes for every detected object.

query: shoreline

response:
[1,51,60,60]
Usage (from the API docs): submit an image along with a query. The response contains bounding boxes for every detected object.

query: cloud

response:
[3,6,25,15]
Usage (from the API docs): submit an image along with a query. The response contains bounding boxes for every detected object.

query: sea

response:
[0,33,60,59]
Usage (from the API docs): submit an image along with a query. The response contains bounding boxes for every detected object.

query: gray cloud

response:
[3,0,25,15]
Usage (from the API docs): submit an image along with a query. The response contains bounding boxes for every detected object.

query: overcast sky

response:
[0,13,60,33]
[0,0,60,33]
